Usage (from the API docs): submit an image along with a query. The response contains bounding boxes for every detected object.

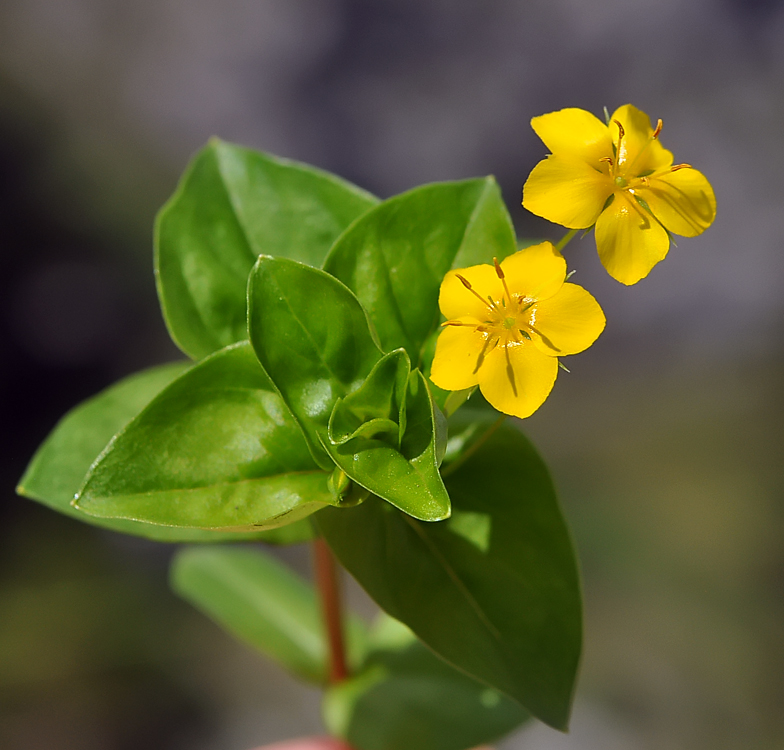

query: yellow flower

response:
[430,242,605,419]
[522,105,716,285]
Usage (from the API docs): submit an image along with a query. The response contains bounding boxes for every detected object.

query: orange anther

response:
[613,119,625,140]
[671,163,692,171]
[652,119,663,139]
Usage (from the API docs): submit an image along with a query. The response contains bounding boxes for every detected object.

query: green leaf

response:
[248,257,449,521]
[248,255,383,467]
[323,177,517,363]
[155,139,378,359]
[323,614,529,750]
[16,362,296,543]
[316,423,582,730]
[171,546,367,684]
[75,342,336,531]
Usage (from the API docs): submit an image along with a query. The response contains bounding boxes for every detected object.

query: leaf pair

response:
[247,257,450,522]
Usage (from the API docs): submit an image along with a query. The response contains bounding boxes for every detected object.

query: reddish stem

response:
[313,536,348,683]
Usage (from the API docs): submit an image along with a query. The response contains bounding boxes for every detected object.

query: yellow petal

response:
[430,318,484,391]
[478,341,558,419]
[531,108,614,167]
[523,155,613,229]
[638,167,716,237]
[500,241,566,302]
[595,194,670,285]
[529,283,606,356]
[610,104,673,175]
[439,265,501,320]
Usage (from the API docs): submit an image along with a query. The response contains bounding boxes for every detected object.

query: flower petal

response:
[529,283,606,356]
[478,341,558,419]
[439,265,502,320]
[595,194,670,285]
[523,155,613,229]
[531,108,614,166]
[500,241,566,302]
[638,167,716,238]
[430,318,484,391]
[610,104,673,175]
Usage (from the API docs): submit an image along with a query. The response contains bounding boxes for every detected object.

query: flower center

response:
[443,259,555,355]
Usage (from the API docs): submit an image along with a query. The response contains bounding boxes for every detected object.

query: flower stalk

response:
[313,536,349,684]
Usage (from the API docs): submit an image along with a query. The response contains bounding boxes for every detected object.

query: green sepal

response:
[171,546,367,684]
[16,361,298,543]
[328,348,409,447]
[323,177,517,364]
[74,342,336,531]
[248,256,450,521]
[323,614,529,750]
[155,139,378,360]
[316,423,582,730]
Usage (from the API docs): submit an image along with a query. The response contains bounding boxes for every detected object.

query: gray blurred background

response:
[1,1,782,749]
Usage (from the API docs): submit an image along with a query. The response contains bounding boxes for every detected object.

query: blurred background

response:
[1,1,783,748]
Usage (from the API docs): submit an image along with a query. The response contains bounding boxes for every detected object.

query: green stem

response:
[313,536,349,684]
[442,413,506,478]
[555,228,578,252]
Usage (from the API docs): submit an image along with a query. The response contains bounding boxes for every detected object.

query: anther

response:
[613,119,625,141]
[456,273,495,309]
[671,163,692,171]
[599,156,614,166]
[494,257,513,304]
[652,119,663,139]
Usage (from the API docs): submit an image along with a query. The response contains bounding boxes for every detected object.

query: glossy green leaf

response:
[75,342,336,531]
[16,361,297,543]
[323,178,517,363]
[316,423,582,730]
[171,546,367,684]
[323,614,529,750]
[248,257,449,521]
[248,255,382,468]
[155,139,378,359]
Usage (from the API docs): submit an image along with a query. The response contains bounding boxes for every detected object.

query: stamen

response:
[613,119,625,142]
[455,273,496,309]
[671,163,692,172]
[652,119,663,139]
[599,156,614,165]
[441,320,475,328]
[493,257,513,304]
